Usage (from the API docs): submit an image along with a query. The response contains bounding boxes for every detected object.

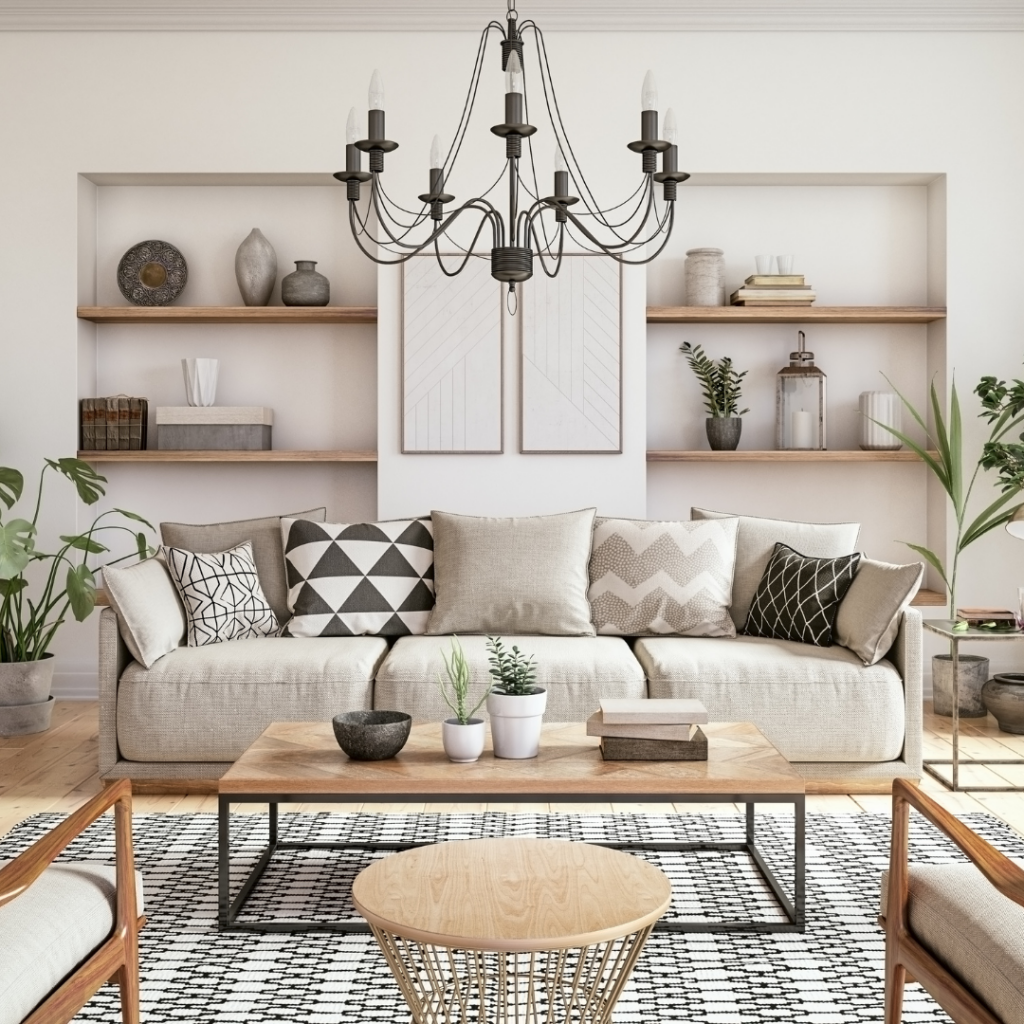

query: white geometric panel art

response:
[521,255,621,453]
[403,255,503,453]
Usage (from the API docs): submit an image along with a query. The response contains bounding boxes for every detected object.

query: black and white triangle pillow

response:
[281,518,434,637]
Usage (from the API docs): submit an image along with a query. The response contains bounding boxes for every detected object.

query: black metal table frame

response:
[218,790,805,935]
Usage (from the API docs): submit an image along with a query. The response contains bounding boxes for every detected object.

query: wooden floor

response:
[2,701,1024,838]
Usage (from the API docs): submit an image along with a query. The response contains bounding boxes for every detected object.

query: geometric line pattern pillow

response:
[281,518,434,637]
[161,541,279,647]
[588,517,738,637]
[744,542,861,647]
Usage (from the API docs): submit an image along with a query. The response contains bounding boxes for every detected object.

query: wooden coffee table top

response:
[220,721,804,797]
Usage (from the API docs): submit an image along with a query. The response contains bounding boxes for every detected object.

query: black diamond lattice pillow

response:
[162,541,279,647]
[744,542,861,646]
[281,518,434,637]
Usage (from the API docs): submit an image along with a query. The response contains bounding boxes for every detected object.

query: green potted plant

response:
[485,636,544,759]
[680,341,749,451]
[0,458,152,735]
[437,637,490,762]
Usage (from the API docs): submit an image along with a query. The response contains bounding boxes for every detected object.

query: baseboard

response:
[51,671,99,701]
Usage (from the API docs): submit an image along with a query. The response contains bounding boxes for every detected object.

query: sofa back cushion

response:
[691,507,861,630]
[102,555,185,668]
[426,508,597,636]
[835,557,923,665]
[588,517,738,637]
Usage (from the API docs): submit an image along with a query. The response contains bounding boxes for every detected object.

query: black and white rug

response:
[4,810,1020,1023]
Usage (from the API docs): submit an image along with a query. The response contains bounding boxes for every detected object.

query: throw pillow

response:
[281,518,434,637]
[426,508,597,636]
[159,507,326,625]
[162,542,279,647]
[691,507,860,631]
[744,542,861,647]
[835,558,924,665]
[102,556,186,668]
[588,517,738,637]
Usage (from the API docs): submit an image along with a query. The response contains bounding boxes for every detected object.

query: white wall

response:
[1,25,1023,696]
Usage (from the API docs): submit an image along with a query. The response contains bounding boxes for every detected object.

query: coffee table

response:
[218,720,805,934]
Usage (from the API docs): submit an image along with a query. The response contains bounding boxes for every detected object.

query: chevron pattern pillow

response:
[162,542,279,647]
[281,518,434,637]
[744,542,861,646]
[588,517,738,636]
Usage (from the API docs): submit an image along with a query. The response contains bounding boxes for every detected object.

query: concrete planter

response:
[442,718,487,763]
[932,654,989,717]
[487,689,547,759]
[706,417,742,451]
[0,655,54,707]
[0,696,55,736]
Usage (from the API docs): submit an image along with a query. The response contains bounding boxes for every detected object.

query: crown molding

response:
[1,1,1023,33]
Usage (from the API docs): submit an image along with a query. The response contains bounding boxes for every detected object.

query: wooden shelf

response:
[646,306,946,324]
[77,450,377,463]
[647,450,934,462]
[77,306,377,324]
[911,589,946,607]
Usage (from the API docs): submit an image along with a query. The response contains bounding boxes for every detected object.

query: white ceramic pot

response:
[487,689,547,759]
[442,718,486,763]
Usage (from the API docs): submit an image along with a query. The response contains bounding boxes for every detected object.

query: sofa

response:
[96,506,924,794]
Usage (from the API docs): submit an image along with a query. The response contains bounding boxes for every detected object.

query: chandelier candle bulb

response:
[504,51,525,126]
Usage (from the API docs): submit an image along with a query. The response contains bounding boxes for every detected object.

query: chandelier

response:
[334,0,688,311]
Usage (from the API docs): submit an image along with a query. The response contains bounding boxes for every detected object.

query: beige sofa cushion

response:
[375,635,645,722]
[835,558,923,665]
[635,635,904,762]
[880,863,1024,1024]
[0,863,144,1024]
[102,555,185,668]
[116,636,386,762]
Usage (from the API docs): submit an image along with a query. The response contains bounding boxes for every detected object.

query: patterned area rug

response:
[3,810,1020,1023]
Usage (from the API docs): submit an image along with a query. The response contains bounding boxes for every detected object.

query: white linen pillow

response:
[835,558,924,665]
[102,556,186,668]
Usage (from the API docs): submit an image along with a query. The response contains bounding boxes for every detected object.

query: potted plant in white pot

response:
[437,637,489,762]
[0,458,152,735]
[485,636,545,759]
[680,341,749,451]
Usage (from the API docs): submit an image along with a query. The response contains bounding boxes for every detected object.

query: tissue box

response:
[156,407,273,450]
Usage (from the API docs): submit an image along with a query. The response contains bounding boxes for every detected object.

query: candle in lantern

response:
[791,409,814,448]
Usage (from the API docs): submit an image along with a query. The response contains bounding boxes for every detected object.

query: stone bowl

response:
[332,710,412,760]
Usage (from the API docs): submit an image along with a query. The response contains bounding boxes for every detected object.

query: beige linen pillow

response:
[159,507,326,624]
[835,558,924,665]
[426,508,597,635]
[691,508,861,631]
[102,556,186,668]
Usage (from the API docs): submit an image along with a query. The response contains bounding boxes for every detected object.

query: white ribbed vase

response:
[182,358,219,407]
[684,248,725,307]
[859,391,902,450]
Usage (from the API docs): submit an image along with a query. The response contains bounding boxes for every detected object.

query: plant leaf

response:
[59,533,108,555]
[961,489,1024,549]
[901,542,949,588]
[65,563,96,622]
[929,381,953,486]
[960,503,1024,550]
[0,519,36,579]
[870,419,950,492]
[51,458,107,506]
[0,467,24,511]
[135,532,149,560]
[0,577,28,598]
[947,380,964,515]
[115,508,154,531]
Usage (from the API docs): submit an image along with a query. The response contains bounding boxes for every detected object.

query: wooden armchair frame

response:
[0,779,145,1024]
[881,777,1024,1024]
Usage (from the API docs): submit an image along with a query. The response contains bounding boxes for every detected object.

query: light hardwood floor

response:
[2,701,1024,838]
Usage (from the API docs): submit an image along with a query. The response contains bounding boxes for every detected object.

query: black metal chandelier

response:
[334,0,689,310]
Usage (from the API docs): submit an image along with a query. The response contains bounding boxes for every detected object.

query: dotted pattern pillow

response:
[281,518,434,637]
[744,542,861,647]
[162,541,279,647]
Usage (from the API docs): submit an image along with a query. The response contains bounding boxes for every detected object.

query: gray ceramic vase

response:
[281,260,330,307]
[932,653,989,717]
[982,673,1024,734]
[234,228,278,306]
[706,417,742,451]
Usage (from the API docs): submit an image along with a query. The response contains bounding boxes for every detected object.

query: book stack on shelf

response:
[80,396,148,451]
[587,698,709,760]
[730,274,816,307]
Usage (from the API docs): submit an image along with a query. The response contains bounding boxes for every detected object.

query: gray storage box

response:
[156,407,273,450]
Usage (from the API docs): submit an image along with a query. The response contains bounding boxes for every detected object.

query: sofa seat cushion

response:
[0,862,144,1024]
[880,863,1024,1024]
[117,637,387,762]
[375,635,645,722]
[635,636,904,762]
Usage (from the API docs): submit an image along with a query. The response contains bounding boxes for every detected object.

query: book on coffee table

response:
[599,728,708,761]
[586,712,698,741]
[599,698,709,725]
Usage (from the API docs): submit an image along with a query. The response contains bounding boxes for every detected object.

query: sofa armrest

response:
[891,606,923,775]
[99,606,132,777]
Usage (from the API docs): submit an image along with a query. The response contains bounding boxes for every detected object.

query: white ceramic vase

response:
[859,391,902,450]
[182,358,219,407]
[486,689,547,759]
[441,718,486,763]
[234,228,278,307]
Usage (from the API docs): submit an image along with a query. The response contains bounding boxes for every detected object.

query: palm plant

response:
[437,637,490,724]
[679,342,749,418]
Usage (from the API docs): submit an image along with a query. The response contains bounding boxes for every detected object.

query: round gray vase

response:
[982,673,1024,734]
[234,228,278,306]
[932,654,989,717]
[281,260,330,306]
[706,417,742,451]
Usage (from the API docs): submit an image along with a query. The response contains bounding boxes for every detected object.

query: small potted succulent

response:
[680,341,749,450]
[485,636,545,759]
[437,637,490,763]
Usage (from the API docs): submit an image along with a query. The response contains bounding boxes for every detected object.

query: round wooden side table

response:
[352,837,671,1024]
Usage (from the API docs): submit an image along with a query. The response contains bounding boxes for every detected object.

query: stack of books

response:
[730,274,815,307]
[80,396,148,451]
[955,607,1019,631]
[587,698,709,760]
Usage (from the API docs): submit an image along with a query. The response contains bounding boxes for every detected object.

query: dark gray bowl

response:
[332,710,412,760]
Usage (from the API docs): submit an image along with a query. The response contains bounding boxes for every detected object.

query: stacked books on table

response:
[80,396,148,451]
[588,698,709,761]
[730,274,815,307]
[955,607,1020,631]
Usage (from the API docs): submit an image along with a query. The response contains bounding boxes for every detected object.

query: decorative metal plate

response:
[117,239,188,306]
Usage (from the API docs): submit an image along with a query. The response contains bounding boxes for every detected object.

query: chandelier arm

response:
[371,182,439,248]
[432,226,494,277]
[563,203,675,265]
[558,180,658,254]
[527,215,565,277]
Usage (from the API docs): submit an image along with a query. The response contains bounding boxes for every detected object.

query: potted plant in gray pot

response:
[680,341,749,450]
[437,637,490,762]
[0,458,152,735]
[485,636,545,759]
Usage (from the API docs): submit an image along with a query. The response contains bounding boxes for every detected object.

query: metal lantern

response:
[775,331,826,450]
